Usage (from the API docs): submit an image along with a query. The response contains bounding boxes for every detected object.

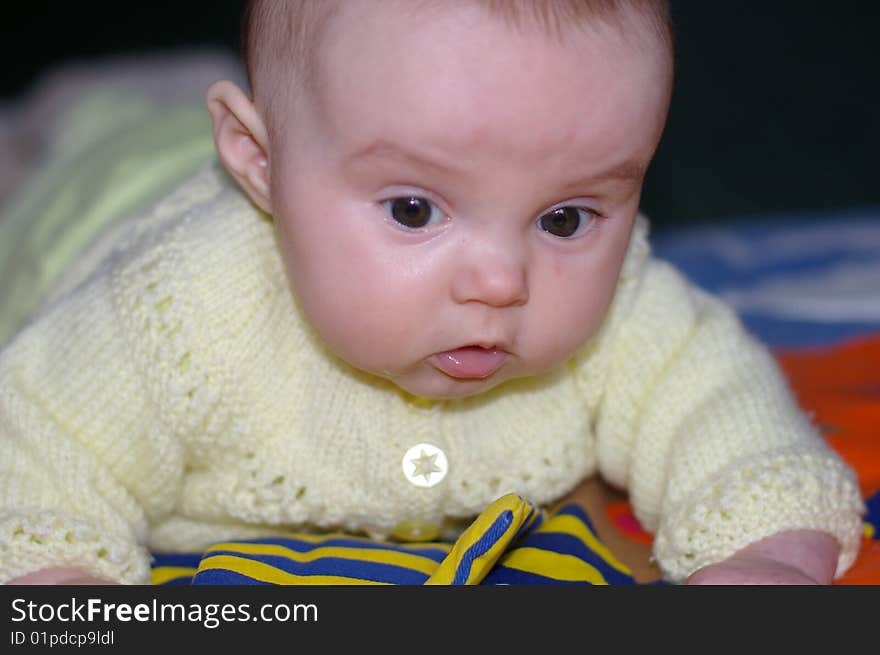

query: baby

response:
[1,0,864,585]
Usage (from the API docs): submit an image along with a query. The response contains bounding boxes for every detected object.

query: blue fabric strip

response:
[452,510,515,585]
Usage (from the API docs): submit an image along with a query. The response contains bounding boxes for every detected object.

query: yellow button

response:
[391,520,441,542]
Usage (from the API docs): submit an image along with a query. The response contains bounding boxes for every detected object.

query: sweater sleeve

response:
[589,257,865,583]
[0,221,190,585]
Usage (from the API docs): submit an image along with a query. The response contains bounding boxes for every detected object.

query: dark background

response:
[3,1,879,227]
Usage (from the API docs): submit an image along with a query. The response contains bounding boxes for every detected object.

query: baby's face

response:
[267,2,671,399]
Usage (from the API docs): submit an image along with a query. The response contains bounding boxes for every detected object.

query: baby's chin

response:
[385,365,515,401]
[394,379,507,401]
[376,353,574,400]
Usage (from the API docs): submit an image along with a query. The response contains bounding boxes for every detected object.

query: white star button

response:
[402,443,448,488]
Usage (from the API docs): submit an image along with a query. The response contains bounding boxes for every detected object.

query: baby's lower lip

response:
[431,346,507,379]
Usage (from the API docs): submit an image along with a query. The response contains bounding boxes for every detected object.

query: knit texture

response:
[0,164,864,584]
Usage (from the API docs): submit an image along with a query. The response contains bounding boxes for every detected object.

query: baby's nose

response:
[450,246,529,308]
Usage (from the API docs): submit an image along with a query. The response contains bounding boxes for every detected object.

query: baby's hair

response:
[243,0,672,132]
[242,1,339,108]
[481,0,673,47]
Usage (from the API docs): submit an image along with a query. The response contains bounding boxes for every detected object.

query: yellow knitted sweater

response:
[0,164,864,584]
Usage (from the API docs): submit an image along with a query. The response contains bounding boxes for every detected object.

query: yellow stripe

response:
[538,514,633,575]
[151,566,197,585]
[247,531,453,553]
[865,522,875,539]
[197,554,391,585]
[205,542,441,575]
[499,547,609,584]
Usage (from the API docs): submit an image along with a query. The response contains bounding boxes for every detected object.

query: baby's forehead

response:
[249,1,671,96]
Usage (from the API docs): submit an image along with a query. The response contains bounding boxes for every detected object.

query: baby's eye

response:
[383,196,445,229]
[537,206,598,238]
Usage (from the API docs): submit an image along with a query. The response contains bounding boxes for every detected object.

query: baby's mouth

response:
[431,346,508,379]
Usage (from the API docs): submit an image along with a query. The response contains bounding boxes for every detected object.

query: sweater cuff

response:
[0,512,152,584]
[651,447,865,583]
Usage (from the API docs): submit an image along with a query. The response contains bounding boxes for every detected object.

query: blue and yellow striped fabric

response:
[151,494,645,585]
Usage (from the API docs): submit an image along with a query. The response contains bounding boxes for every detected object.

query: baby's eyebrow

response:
[343,139,646,188]
[599,160,646,181]
[564,159,647,188]
[342,139,462,177]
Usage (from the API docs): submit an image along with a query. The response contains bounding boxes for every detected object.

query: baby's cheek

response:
[534,293,610,368]
[303,286,419,372]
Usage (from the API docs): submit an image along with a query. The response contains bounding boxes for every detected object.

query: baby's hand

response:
[686,555,822,584]
[686,529,839,585]
[6,567,118,585]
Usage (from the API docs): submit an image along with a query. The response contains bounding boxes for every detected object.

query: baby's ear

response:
[205,80,273,214]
